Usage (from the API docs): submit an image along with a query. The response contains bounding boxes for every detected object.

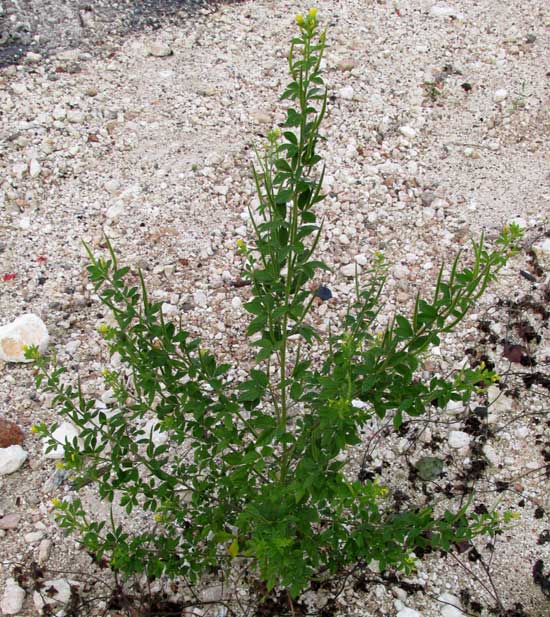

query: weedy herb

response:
[28,9,523,602]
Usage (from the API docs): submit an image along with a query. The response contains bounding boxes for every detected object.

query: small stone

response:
[431,198,449,210]
[339,233,350,245]
[29,159,41,178]
[250,110,272,124]
[0,445,28,475]
[399,126,417,139]
[52,107,66,121]
[85,87,98,97]
[104,179,121,195]
[339,86,355,100]
[38,539,52,564]
[0,418,24,448]
[482,444,500,466]
[420,191,437,207]
[231,297,242,311]
[448,430,471,449]
[532,237,550,270]
[147,42,173,58]
[66,110,85,124]
[24,530,44,543]
[57,49,81,62]
[438,593,465,617]
[341,263,361,278]
[0,314,49,363]
[336,58,357,72]
[430,5,465,20]
[193,290,208,308]
[355,254,368,266]
[25,52,42,64]
[493,89,508,103]
[43,422,82,460]
[161,303,178,316]
[0,578,25,615]
[515,426,529,439]
[0,513,21,530]
[33,579,79,613]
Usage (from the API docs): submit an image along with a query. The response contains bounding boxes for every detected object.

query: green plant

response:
[29,9,523,603]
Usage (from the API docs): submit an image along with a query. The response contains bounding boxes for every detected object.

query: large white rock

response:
[0,578,26,614]
[143,419,169,446]
[0,445,28,475]
[0,314,49,362]
[397,608,422,617]
[43,422,82,459]
[438,593,465,616]
[33,579,79,613]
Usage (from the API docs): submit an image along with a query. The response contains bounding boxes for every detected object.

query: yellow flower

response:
[56,461,65,470]
[98,323,108,334]
[295,14,305,26]
[236,239,246,249]
[51,497,61,508]
[308,8,318,19]
[154,513,163,523]
[31,424,39,434]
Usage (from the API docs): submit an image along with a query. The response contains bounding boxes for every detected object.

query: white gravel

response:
[0,1,549,616]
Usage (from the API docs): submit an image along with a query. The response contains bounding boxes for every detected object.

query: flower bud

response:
[295,14,305,26]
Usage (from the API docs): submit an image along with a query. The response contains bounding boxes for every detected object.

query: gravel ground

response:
[0,0,245,67]
[0,0,549,615]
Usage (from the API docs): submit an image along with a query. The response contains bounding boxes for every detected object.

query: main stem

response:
[279,32,312,482]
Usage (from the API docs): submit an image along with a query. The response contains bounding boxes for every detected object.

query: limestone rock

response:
[33,579,79,613]
[0,314,49,363]
[43,422,82,459]
[0,445,28,475]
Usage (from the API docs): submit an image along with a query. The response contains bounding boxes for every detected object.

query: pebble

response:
[38,539,52,564]
[336,58,357,72]
[0,514,21,530]
[29,159,42,178]
[399,126,417,140]
[532,237,550,269]
[231,297,242,311]
[147,42,173,57]
[25,52,42,64]
[493,89,508,103]
[0,314,49,363]
[447,430,471,449]
[66,110,85,124]
[339,86,355,100]
[193,290,208,308]
[0,445,28,475]
[483,444,500,466]
[24,530,45,543]
[250,110,272,124]
[341,263,361,278]
[430,5,465,20]
[0,578,26,615]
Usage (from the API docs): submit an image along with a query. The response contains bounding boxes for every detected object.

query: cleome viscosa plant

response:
[29,9,522,603]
